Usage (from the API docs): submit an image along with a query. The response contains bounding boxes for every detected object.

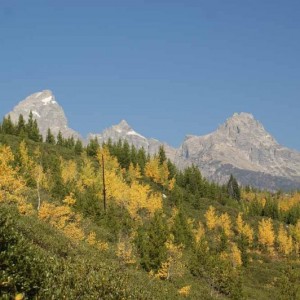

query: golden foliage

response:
[63,193,76,206]
[258,218,275,253]
[205,206,218,230]
[231,243,242,267]
[116,235,136,265]
[86,231,97,245]
[277,224,293,256]
[38,202,84,242]
[97,241,109,251]
[145,157,160,183]
[156,235,185,280]
[61,158,78,184]
[218,212,232,237]
[76,154,97,191]
[0,145,32,214]
[194,221,206,244]
[127,163,141,182]
[236,213,254,245]
[178,285,191,297]
[14,293,24,300]
[145,156,175,190]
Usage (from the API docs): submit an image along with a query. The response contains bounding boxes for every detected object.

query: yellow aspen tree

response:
[97,241,109,251]
[156,235,184,280]
[116,235,136,265]
[236,213,244,234]
[61,158,78,185]
[127,162,141,183]
[218,212,232,237]
[33,147,46,211]
[167,207,179,229]
[194,221,206,244]
[18,142,47,211]
[178,285,191,297]
[77,155,97,191]
[63,192,76,206]
[144,157,160,183]
[159,161,170,186]
[242,223,254,246]
[258,218,275,253]
[126,181,162,218]
[96,147,119,171]
[0,145,32,214]
[205,205,218,230]
[168,177,176,191]
[155,261,170,280]
[277,224,293,256]
[86,231,97,245]
[18,140,34,181]
[236,213,254,246]
[38,201,84,242]
[291,220,300,256]
[231,243,242,267]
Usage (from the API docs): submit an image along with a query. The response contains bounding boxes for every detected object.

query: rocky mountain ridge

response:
[7,90,81,140]
[5,90,300,191]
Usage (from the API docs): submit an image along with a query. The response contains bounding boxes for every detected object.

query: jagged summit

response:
[7,90,81,140]
[115,120,131,131]
[175,112,300,190]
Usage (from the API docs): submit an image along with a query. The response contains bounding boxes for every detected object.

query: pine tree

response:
[86,137,100,156]
[57,131,64,146]
[135,211,168,272]
[46,128,56,145]
[2,115,15,135]
[74,139,83,155]
[227,174,241,201]
[16,114,26,136]
[158,145,167,165]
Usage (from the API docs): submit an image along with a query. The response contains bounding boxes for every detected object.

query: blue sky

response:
[1,0,300,149]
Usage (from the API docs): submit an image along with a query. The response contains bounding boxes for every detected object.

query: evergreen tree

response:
[158,145,167,165]
[86,137,100,156]
[74,139,83,155]
[171,209,194,248]
[135,212,169,272]
[118,140,130,169]
[130,144,138,166]
[137,147,147,173]
[65,136,75,149]
[46,128,56,145]
[25,112,42,142]
[16,114,26,136]
[56,131,64,146]
[32,119,42,142]
[2,115,15,135]
[227,174,241,201]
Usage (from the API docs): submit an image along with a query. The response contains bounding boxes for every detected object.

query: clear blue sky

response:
[1,0,300,149]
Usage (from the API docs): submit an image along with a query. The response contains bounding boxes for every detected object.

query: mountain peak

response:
[7,90,81,140]
[115,119,131,131]
[232,112,254,120]
[219,112,264,134]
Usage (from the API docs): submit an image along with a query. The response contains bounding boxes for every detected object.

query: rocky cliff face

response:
[175,113,300,190]
[7,90,81,139]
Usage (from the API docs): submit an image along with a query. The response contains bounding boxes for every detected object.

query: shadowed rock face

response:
[7,90,81,140]
[175,112,300,190]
